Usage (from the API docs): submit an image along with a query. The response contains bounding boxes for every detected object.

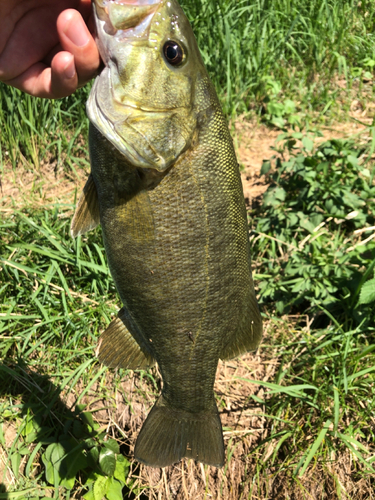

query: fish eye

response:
[163,41,185,66]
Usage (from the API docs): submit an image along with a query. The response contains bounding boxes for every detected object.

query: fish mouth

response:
[94,0,162,38]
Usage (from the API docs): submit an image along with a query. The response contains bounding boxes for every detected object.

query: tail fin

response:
[134,396,224,468]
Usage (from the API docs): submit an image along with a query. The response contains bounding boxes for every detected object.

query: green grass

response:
[0,209,136,498]
[1,0,375,171]
[1,0,375,496]
[183,0,375,117]
[0,125,374,496]
[0,86,90,172]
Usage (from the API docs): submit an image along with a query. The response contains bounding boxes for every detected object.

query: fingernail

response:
[64,57,76,79]
[64,17,90,47]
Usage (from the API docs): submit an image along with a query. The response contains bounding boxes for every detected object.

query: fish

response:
[71,0,263,468]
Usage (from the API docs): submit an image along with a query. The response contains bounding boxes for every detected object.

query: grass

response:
[1,0,375,172]
[182,0,375,119]
[0,86,90,172]
[0,128,374,497]
[181,0,375,116]
[0,209,130,498]
[1,0,375,497]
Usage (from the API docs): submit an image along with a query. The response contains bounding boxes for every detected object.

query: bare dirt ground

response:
[235,117,371,207]
[63,331,279,500]
[1,117,371,215]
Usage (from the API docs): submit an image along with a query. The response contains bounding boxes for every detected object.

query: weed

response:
[251,128,375,328]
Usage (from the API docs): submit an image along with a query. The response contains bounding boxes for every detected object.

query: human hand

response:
[0,0,101,98]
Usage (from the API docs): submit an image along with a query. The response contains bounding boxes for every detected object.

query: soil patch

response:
[235,118,371,208]
[62,343,278,500]
[1,118,370,213]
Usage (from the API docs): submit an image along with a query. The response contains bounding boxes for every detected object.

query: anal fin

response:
[220,292,263,360]
[96,308,154,370]
[71,173,100,237]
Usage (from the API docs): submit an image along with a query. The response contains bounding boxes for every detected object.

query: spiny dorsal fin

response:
[96,308,154,370]
[71,174,100,238]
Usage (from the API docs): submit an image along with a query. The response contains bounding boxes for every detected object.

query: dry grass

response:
[61,344,277,499]
[55,319,375,499]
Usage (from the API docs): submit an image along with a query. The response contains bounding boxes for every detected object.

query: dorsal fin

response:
[71,174,100,238]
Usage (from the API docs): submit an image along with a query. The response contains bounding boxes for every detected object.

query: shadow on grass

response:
[0,484,8,498]
[0,359,140,498]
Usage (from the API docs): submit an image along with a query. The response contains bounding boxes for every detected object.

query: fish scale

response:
[71,0,262,468]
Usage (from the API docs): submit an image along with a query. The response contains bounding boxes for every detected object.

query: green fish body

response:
[71,0,262,468]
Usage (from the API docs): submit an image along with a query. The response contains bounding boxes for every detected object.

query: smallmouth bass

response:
[71,0,263,468]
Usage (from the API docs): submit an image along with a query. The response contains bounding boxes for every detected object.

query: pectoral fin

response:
[96,308,154,370]
[71,174,100,238]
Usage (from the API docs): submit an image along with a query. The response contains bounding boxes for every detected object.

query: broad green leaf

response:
[99,448,116,476]
[274,187,286,201]
[81,411,96,430]
[284,99,296,114]
[87,447,100,468]
[85,438,97,449]
[302,136,314,152]
[50,442,66,469]
[106,478,124,500]
[60,475,75,490]
[260,161,271,176]
[114,455,130,483]
[93,476,111,500]
[358,278,375,305]
[271,116,285,128]
[41,451,55,486]
[83,491,95,500]
[347,155,359,167]
[103,439,120,454]
[66,447,88,479]
[73,420,85,438]
[268,101,285,117]
[84,471,102,487]
[11,453,21,479]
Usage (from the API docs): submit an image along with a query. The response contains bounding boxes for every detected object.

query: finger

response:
[0,4,60,83]
[4,52,78,99]
[57,9,100,87]
[51,51,79,97]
